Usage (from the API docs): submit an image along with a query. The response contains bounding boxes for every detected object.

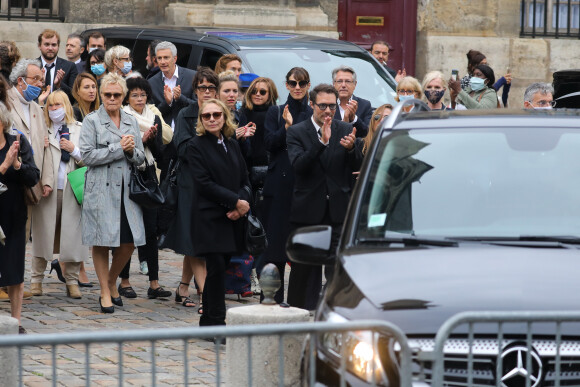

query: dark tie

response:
[317,128,321,138]
[44,63,54,88]
[59,125,70,162]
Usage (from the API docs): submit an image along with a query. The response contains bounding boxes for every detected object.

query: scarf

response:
[123,104,155,167]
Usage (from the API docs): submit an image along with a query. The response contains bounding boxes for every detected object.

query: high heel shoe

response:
[49,259,66,283]
[99,297,114,314]
[111,295,123,307]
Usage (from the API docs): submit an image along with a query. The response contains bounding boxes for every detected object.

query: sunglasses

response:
[287,80,309,88]
[197,85,217,92]
[314,103,337,111]
[103,92,123,99]
[253,89,268,96]
[201,111,223,121]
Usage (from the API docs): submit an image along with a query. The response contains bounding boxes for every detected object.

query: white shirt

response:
[310,116,329,146]
[40,56,57,92]
[162,65,180,130]
[54,126,82,190]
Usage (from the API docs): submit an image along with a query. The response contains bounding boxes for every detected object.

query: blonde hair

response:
[395,76,422,102]
[99,72,128,99]
[243,77,278,110]
[72,73,100,119]
[43,91,76,126]
[421,71,447,103]
[104,45,130,71]
[196,99,236,139]
[362,104,393,154]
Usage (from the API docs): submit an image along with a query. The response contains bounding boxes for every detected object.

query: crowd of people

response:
[0,30,556,335]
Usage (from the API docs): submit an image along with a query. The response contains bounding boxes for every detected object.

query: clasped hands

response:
[226,199,250,221]
[121,134,136,156]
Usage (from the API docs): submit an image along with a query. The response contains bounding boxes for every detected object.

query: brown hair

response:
[286,67,310,83]
[38,29,60,45]
[0,74,10,110]
[243,77,278,110]
[362,104,393,154]
[72,72,100,119]
[0,41,21,73]
[309,83,338,104]
[196,99,236,139]
[214,54,242,75]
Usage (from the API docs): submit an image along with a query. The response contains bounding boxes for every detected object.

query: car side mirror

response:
[286,225,332,266]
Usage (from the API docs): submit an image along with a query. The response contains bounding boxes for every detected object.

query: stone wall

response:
[416,0,578,108]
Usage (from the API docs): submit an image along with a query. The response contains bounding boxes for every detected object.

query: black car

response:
[82,26,397,108]
[287,103,580,386]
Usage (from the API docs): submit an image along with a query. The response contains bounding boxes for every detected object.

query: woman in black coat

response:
[188,99,251,328]
[0,102,40,334]
[260,67,312,304]
[162,67,219,311]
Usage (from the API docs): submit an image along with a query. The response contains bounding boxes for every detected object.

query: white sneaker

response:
[251,268,261,295]
[139,261,149,275]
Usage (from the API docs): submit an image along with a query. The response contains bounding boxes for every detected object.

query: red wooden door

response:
[338,0,417,76]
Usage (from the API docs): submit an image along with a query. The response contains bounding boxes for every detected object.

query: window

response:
[2,0,60,21]
[520,0,580,37]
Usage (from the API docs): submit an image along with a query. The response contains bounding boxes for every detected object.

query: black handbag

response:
[159,158,179,208]
[249,165,268,188]
[242,186,268,255]
[129,160,165,209]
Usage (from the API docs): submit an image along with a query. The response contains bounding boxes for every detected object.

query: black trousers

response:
[200,253,231,327]
[287,210,342,310]
[119,207,159,281]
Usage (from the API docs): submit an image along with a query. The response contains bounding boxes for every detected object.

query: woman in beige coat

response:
[30,91,88,299]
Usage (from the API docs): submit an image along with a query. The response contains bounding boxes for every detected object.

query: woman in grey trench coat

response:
[80,73,145,314]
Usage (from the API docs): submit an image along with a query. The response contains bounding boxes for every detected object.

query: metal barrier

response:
[428,311,580,387]
[0,320,413,386]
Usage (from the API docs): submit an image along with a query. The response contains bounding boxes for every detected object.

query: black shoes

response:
[148,286,172,299]
[118,284,137,298]
[111,295,123,307]
[99,297,114,314]
[77,280,94,288]
[49,259,66,283]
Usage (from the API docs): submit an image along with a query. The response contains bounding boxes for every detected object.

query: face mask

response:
[49,107,66,124]
[533,106,552,110]
[91,63,106,76]
[120,61,132,75]
[470,77,486,91]
[398,94,414,102]
[424,89,445,104]
[88,47,97,53]
[235,100,242,110]
[21,78,41,101]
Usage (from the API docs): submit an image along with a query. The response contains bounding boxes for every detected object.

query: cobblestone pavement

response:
[0,244,286,386]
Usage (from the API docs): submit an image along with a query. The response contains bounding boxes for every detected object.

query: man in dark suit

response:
[332,65,373,138]
[145,40,162,80]
[37,29,78,102]
[370,40,406,83]
[65,33,86,74]
[286,83,363,310]
[148,41,196,130]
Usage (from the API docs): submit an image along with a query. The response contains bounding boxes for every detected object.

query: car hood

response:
[328,244,580,336]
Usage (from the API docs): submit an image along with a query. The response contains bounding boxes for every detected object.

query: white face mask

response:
[48,107,66,124]
[533,106,552,110]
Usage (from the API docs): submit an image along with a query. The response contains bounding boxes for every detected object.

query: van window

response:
[200,48,226,71]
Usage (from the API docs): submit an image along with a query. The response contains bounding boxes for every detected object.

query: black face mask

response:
[424,89,445,104]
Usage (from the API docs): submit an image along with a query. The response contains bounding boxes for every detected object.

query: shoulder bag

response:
[67,166,87,205]
[16,133,42,206]
[159,158,179,208]
[129,159,165,209]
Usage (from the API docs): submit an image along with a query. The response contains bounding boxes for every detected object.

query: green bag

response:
[67,166,87,205]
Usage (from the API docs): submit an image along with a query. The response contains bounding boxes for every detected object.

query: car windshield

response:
[239,49,397,108]
[356,126,580,240]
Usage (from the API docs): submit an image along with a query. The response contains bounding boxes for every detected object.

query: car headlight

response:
[318,311,389,385]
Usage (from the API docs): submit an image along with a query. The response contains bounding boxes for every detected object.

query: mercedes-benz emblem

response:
[499,345,543,387]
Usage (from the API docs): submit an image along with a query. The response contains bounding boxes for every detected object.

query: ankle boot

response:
[66,284,82,299]
[30,283,43,296]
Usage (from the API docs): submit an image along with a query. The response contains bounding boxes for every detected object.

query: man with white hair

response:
[524,82,555,109]
[7,59,49,180]
[148,41,196,130]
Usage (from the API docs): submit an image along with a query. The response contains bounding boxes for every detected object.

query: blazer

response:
[187,133,251,256]
[7,87,49,178]
[148,66,196,126]
[39,56,79,101]
[286,118,363,225]
[79,106,146,247]
[31,121,88,262]
[333,94,373,138]
[75,61,86,74]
